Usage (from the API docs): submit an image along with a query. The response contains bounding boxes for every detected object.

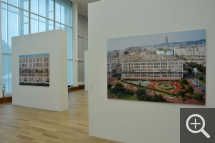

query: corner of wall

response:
[0,1,2,98]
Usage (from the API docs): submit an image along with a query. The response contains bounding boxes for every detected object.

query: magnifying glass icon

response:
[186,114,210,138]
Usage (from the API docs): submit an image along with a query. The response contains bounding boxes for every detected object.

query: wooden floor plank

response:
[0,90,120,143]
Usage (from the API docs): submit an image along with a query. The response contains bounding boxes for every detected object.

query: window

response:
[1,0,73,93]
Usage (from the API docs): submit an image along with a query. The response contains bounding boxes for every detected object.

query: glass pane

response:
[31,14,38,34]
[18,10,29,35]
[67,60,73,85]
[2,55,12,94]
[39,0,54,20]
[8,0,29,10]
[55,0,72,26]
[59,25,72,59]
[31,0,38,14]
[48,20,54,31]
[38,17,54,32]
[8,6,18,53]
[2,4,8,53]
[60,24,65,30]
[7,6,28,49]
[39,16,46,32]
[55,23,60,30]
[61,0,72,26]
[66,27,72,59]
[55,0,61,23]
[60,1,65,24]
[55,22,61,30]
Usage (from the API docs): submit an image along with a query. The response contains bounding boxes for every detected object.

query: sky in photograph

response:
[107,29,206,51]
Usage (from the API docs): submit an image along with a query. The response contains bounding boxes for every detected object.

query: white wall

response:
[78,13,88,84]
[12,30,68,112]
[88,0,215,143]
[0,1,2,98]
[84,51,88,91]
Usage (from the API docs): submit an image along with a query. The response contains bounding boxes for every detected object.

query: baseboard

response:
[68,85,85,92]
[0,96,12,104]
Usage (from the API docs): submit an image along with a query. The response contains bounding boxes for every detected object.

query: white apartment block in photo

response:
[175,46,206,66]
[175,46,206,56]
[121,55,183,80]
[19,53,49,86]
[108,54,183,80]
[107,62,117,77]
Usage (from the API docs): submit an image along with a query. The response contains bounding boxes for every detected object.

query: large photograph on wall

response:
[19,53,49,86]
[107,29,206,105]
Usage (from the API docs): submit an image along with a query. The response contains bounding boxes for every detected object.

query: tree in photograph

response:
[135,88,149,101]
[153,94,166,102]
[111,83,125,95]
[186,86,194,93]
[193,93,203,101]
[181,78,188,85]
[117,77,121,80]
[188,68,192,73]
[176,91,182,96]
[108,84,112,89]
[179,78,188,87]
[199,76,204,80]
[175,91,185,98]
[123,89,134,95]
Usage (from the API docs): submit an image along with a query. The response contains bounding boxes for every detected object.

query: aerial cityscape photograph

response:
[107,29,206,105]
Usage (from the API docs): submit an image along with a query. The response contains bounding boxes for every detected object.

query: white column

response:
[72,2,78,87]
[0,1,2,98]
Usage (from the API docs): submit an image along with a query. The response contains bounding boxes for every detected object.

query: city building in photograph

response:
[19,53,49,86]
[107,29,206,105]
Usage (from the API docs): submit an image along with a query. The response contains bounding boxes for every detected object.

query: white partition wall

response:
[12,30,68,112]
[88,0,215,143]
[78,13,88,85]
[84,51,88,91]
[0,1,2,98]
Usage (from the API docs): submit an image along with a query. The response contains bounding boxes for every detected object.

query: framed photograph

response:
[19,53,50,86]
[107,29,206,105]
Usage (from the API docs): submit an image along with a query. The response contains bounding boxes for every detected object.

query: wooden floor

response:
[0,90,120,143]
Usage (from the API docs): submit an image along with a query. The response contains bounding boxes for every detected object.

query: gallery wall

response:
[12,30,68,112]
[78,13,88,85]
[88,0,215,143]
[84,51,88,91]
[0,1,2,98]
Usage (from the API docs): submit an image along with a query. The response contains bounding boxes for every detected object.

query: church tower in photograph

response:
[165,36,169,47]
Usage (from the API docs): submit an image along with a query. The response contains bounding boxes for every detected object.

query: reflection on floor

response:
[0,90,120,143]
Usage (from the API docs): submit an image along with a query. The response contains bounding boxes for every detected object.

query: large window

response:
[1,0,73,94]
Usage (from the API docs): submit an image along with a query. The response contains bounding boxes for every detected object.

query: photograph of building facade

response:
[19,53,49,86]
[107,29,206,105]
[121,55,183,80]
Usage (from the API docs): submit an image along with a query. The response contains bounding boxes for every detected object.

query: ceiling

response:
[70,0,100,16]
